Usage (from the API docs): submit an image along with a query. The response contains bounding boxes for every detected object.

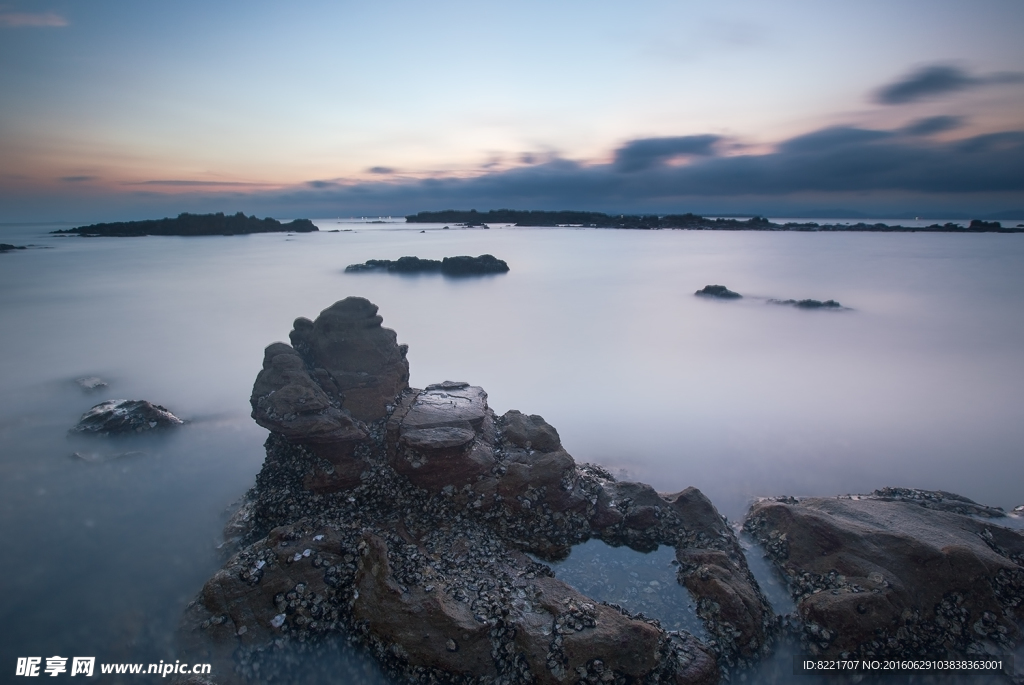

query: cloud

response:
[613,135,721,172]
[128,179,273,187]
[901,116,964,136]
[21,125,1022,220]
[0,12,67,27]
[874,65,1024,105]
[367,166,395,175]
[269,125,1024,213]
[60,175,97,183]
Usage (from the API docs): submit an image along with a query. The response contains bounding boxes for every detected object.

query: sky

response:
[1,0,1023,221]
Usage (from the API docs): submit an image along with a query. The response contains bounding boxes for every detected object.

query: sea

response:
[1,217,1023,683]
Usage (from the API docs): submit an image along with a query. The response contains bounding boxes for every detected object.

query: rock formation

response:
[694,285,741,299]
[70,399,184,435]
[744,489,1024,659]
[767,298,843,309]
[180,297,777,684]
[53,212,317,237]
[345,254,510,275]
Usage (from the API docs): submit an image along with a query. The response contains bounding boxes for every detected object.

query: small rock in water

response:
[694,284,742,299]
[75,376,108,392]
[768,298,844,309]
[69,399,184,436]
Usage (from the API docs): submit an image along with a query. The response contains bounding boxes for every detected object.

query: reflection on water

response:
[545,539,708,640]
[1,221,1023,681]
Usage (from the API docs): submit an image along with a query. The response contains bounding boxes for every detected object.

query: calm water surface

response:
[1,220,1023,681]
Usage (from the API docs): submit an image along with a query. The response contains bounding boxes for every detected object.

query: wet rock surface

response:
[744,490,1024,660]
[694,285,741,299]
[75,376,109,392]
[70,399,184,435]
[181,298,785,684]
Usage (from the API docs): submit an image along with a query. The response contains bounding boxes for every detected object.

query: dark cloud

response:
[60,175,96,182]
[613,135,721,172]
[16,125,1021,221]
[875,65,1024,105]
[266,125,1024,213]
[367,166,394,175]
[901,116,964,136]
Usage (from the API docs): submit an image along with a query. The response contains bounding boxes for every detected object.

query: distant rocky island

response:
[53,212,317,237]
[346,254,509,275]
[407,209,1024,232]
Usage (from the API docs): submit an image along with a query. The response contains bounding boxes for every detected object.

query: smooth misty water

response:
[1,221,1023,682]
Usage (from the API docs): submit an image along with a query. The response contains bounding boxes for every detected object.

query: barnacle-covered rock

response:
[744,491,1024,658]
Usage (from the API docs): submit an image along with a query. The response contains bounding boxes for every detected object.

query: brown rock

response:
[287,297,410,422]
[511,575,663,683]
[250,343,367,443]
[745,492,1024,657]
[667,487,774,660]
[386,384,496,491]
[352,534,496,677]
[500,410,562,452]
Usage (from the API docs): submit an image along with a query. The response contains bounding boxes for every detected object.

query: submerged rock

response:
[744,490,1024,659]
[75,376,108,392]
[70,399,184,436]
[694,285,741,299]
[183,298,775,684]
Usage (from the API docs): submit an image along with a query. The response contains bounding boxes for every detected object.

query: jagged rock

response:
[287,297,410,422]
[70,399,184,436]
[386,384,496,491]
[352,533,498,677]
[183,298,765,684]
[695,285,741,299]
[744,491,1024,658]
[511,574,663,684]
[500,410,562,452]
[668,488,773,660]
[250,343,368,444]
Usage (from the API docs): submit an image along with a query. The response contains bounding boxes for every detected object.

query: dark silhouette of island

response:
[0,243,27,252]
[346,254,509,275]
[406,209,1024,232]
[769,298,844,309]
[53,212,318,237]
[695,284,742,299]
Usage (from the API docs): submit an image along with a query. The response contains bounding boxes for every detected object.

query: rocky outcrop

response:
[70,399,184,435]
[694,285,741,299]
[768,298,843,309]
[250,297,409,431]
[345,254,509,275]
[182,298,782,684]
[53,212,317,237]
[744,490,1024,659]
[0,243,27,252]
